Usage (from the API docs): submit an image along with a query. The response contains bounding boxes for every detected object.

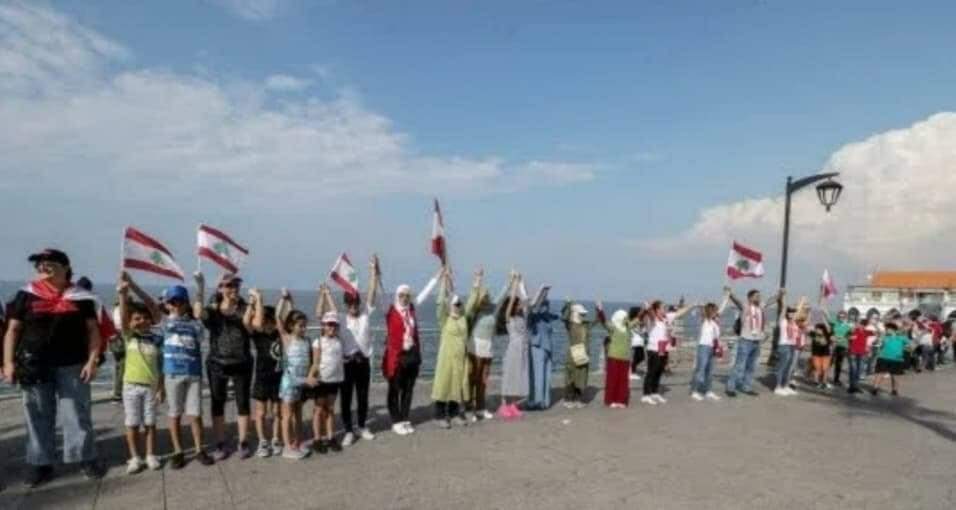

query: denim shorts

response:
[165,375,202,418]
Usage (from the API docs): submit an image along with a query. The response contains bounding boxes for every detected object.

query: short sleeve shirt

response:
[124,330,164,386]
[252,330,282,376]
[8,290,96,368]
[160,316,204,377]
[312,336,344,383]
[203,305,251,366]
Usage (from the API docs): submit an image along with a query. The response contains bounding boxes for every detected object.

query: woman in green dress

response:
[430,268,477,428]
[561,301,594,408]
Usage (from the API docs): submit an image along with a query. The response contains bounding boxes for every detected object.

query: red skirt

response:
[604,359,631,406]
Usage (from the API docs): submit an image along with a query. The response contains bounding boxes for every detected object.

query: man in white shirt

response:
[725,288,784,397]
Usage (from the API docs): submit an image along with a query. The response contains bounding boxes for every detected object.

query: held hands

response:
[472,267,484,288]
[305,375,319,387]
[2,362,15,383]
[280,287,292,301]
[248,288,262,305]
[80,359,98,384]
[193,271,205,288]
[116,271,130,295]
[156,388,166,405]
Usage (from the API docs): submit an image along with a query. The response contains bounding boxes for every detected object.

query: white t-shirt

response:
[343,306,375,358]
[647,319,669,353]
[313,336,344,383]
[698,319,720,346]
[630,329,646,348]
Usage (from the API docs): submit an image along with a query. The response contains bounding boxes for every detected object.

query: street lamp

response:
[769,172,843,364]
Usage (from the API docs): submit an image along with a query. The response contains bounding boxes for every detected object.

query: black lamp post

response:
[769,172,843,364]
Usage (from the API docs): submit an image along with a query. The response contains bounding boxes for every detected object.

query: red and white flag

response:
[726,241,765,280]
[197,224,248,274]
[821,269,838,300]
[431,198,447,264]
[329,253,359,298]
[123,227,185,281]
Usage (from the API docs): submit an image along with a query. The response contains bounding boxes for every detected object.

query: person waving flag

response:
[329,253,360,300]
[821,269,838,300]
[122,227,185,280]
[431,198,447,264]
[197,224,249,274]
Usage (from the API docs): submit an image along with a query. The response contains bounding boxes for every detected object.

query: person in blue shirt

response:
[870,322,906,397]
[526,286,557,410]
[162,284,215,469]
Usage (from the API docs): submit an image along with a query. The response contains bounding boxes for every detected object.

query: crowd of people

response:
[0,248,953,489]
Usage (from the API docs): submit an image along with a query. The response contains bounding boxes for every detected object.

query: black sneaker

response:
[725,390,737,398]
[314,440,329,455]
[169,452,186,470]
[742,390,759,397]
[196,450,215,466]
[891,390,899,397]
[870,388,879,396]
[81,461,106,480]
[237,441,253,460]
[328,439,342,453]
[25,465,54,488]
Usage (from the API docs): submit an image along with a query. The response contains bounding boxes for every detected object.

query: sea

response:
[0,281,733,396]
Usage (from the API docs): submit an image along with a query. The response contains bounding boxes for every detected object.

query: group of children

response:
[113,262,953,474]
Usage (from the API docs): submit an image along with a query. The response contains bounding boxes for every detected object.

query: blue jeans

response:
[692,345,716,394]
[21,364,98,466]
[527,346,552,410]
[848,354,864,389]
[775,345,795,389]
[726,339,761,393]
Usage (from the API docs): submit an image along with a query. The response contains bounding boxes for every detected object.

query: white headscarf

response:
[394,284,415,350]
[611,309,629,333]
[570,304,587,324]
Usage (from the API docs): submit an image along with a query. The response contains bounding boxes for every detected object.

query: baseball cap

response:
[165,285,190,303]
[321,311,340,325]
[28,249,70,267]
[220,274,243,287]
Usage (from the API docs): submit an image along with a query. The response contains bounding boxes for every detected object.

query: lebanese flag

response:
[726,242,765,280]
[22,280,116,346]
[330,253,360,298]
[431,198,446,264]
[123,227,185,281]
[821,269,838,300]
[198,224,248,274]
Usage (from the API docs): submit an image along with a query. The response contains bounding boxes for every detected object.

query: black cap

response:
[28,249,70,267]
[76,276,93,291]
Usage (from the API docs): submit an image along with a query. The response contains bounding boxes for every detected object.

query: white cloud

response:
[643,113,956,275]
[212,0,283,21]
[0,3,594,208]
[264,73,312,92]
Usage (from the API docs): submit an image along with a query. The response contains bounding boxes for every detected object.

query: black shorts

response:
[811,345,831,357]
[310,383,341,400]
[875,359,905,375]
[252,372,281,402]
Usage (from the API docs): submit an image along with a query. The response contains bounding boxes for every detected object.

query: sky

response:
[2,0,956,301]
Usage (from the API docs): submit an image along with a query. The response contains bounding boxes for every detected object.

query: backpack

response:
[733,313,742,336]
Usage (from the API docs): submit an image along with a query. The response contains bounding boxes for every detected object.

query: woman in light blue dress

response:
[526,286,557,410]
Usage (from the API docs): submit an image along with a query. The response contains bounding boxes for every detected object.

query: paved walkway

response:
[0,361,954,510]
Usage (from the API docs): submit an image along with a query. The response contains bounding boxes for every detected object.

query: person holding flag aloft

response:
[336,255,381,446]
[431,266,477,428]
[725,287,785,397]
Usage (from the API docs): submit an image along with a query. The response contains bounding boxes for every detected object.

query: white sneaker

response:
[281,446,309,460]
[255,440,272,458]
[609,403,626,409]
[341,432,356,447]
[705,391,722,401]
[629,374,642,381]
[270,438,283,456]
[573,401,586,409]
[652,394,667,404]
[786,387,799,396]
[480,410,494,420]
[774,388,789,396]
[691,392,705,401]
[357,427,376,441]
[641,396,658,406]
[126,456,145,475]
[561,401,575,409]
[403,422,416,434]
[145,455,162,471]
[392,423,408,436]
[466,412,479,423]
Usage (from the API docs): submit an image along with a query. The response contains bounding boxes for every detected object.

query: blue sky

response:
[3,1,956,301]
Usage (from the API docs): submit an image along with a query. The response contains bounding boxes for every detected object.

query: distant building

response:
[844,271,956,320]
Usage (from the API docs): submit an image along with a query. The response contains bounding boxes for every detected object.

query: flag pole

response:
[196,224,202,276]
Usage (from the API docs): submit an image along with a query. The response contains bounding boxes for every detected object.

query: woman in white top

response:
[641,300,693,405]
[307,285,345,453]
[500,272,530,410]
[628,306,647,380]
[690,289,730,401]
[338,256,381,446]
[774,297,809,396]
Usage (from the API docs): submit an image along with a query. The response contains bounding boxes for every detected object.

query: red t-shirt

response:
[849,326,871,355]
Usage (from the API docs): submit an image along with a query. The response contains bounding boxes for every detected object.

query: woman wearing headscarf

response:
[526,286,557,410]
[431,267,477,428]
[595,303,633,408]
[500,272,530,413]
[383,272,438,436]
[561,300,594,408]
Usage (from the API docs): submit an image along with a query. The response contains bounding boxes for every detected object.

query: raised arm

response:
[117,275,132,334]
[436,268,450,325]
[595,300,609,331]
[505,271,521,318]
[415,269,442,307]
[718,288,731,315]
[323,284,338,315]
[275,289,293,340]
[763,288,786,310]
[366,254,381,312]
[250,288,265,331]
[122,271,162,324]
[192,272,207,321]
[242,292,256,332]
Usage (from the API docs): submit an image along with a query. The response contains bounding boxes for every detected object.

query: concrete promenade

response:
[0,361,954,510]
